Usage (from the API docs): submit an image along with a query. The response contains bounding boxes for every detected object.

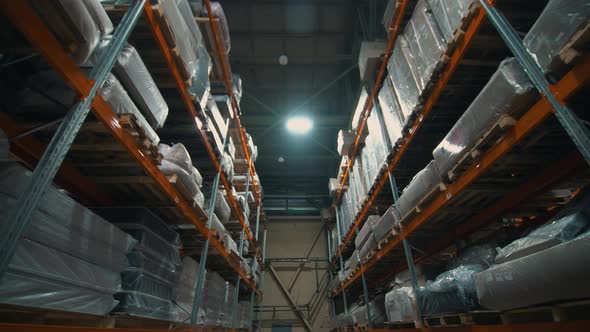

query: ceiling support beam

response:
[267,264,314,332]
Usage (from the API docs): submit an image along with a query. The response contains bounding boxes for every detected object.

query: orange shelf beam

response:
[330,3,489,268]
[365,320,590,332]
[0,323,247,332]
[142,3,263,265]
[0,1,258,293]
[332,55,590,296]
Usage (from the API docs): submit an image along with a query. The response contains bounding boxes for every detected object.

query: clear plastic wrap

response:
[208,212,227,237]
[449,244,497,269]
[359,234,378,261]
[359,41,387,81]
[115,290,174,321]
[475,233,590,311]
[495,212,588,264]
[396,160,442,220]
[432,58,537,178]
[387,35,421,123]
[113,43,169,129]
[329,178,340,197]
[83,0,114,35]
[158,0,199,80]
[226,136,236,160]
[205,190,231,224]
[118,226,181,269]
[221,152,234,183]
[404,0,447,91]
[352,87,369,130]
[31,0,100,65]
[233,74,243,106]
[427,0,476,42]
[238,300,252,329]
[367,109,389,170]
[385,286,418,322]
[160,143,201,186]
[176,0,202,60]
[337,130,356,156]
[373,204,400,243]
[523,0,590,75]
[220,282,235,327]
[188,42,212,108]
[0,238,120,315]
[196,270,226,326]
[206,96,229,142]
[223,233,239,256]
[355,215,380,249]
[100,74,160,145]
[361,147,375,192]
[369,294,387,325]
[199,1,231,54]
[159,159,204,204]
[378,78,405,145]
[174,257,205,323]
[419,264,484,315]
[127,248,178,284]
[121,268,174,300]
[0,163,136,267]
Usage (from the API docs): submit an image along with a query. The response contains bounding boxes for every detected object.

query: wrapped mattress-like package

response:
[475,233,590,311]
[378,78,405,146]
[385,286,418,322]
[396,160,442,221]
[387,35,422,123]
[523,0,590,75]
[115,290,174,321]
[100,74,160,146]
[174,257,205,322]
[205,190,231,224]
[113,44,169,129]
[359,41,387,82]
[419,264,484,315]
[195,270,226,326]
[433,58,538,179]
[427,0,476,42]
[0,238,121,315]
[337,130,356,156]
[158,0,199,80]
[352,87,370,130]
[176,0,203,60]
[159,143,203,187]
[404,0,447,91]
[367,108,389,174]
[31,0,104,65]
[200,1,231,54]
[373,205,400,243]
[495,212,588,264]
[188,42,212,109]
[355,215,380,249]
[359,234,378,261]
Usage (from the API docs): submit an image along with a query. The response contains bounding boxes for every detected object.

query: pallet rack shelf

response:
[0,0,266,330]
[326,0,590,328]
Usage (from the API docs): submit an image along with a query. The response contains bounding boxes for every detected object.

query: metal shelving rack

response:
[0,0,267,330]
[327,0,590,329]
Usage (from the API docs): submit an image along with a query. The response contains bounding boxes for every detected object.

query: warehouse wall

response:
[258,219,332,332]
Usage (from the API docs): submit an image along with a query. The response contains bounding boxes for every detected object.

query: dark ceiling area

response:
[223,0,389,216]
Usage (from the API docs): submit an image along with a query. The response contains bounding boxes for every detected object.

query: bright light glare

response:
[286,116,313,134]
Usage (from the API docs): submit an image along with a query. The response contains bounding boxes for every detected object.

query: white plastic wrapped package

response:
[118,227,181,270]
[385,286,418,322]
[223,233,239,256]
[188,42,212,109]
[113,44,169,129]
[523,0,590,75]
[366,109,389,179]
[432,58,538,179]
[232,74,243,106]
[238,300,252,329]
[195,270,226,326]
[359,41,387,81]
[126,248,178,285]
[200,1,231,54]
[121,268,174,300]
[449,244,497,269]
[174,257,205,323]
[329,178,340,197]
[427,0,476,42]
[176,0,202,60]
[337,130,356,156]
[220,282,235,327]
[208,212,226,237]
[373,205,400,243]
[352,87,369,130]
[205,190,231,224]
[226,136,236,160]
[158,0,199,80]
[378,78,405,145]
[84,0,114,35]
[369,294,387,325]
[159,159,203,205]
[355,215,380,249]
[115,291,174,321]
[159,143,203,187]
[359,234,378,261]
[474,233,590,311]
[221,152,234,183]
[419,264,484,315]
[495,212,588,264]
[360,146,375,190]
[404,0,447,91]
[387,35,421,122]
[0,238,120,315]
[382,0,400,35]
[188,0,203,14]
[31,0,100,65]
[0,163,136,269]
[100,74,160,145]
[396,160,442,220]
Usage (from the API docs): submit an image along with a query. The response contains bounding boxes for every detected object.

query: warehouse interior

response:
[0,0,589,332]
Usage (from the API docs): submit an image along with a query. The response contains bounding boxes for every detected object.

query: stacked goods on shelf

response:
[359,41,387,82]
[426,0,476,42]
[377,78,405,148]
[173,257,204,323]
[95,208,182,321]
[237,300,252,329]
[395,160,443,223]
[337,130,356,156]
[198,1,231,80]
[352,294,387,326]
[204,96,228,155]
[0,163,136,315]
[523,0,590,76]
[386,34,421,125]
[194,270,227,326]
[158,143,205,208]
[372,205,400,243]
[355,215,380,262]
[206,189,231,224]
[30,0,112,64]
[432,58,538,181]
[475,199,590,311]
[220,281,236,327]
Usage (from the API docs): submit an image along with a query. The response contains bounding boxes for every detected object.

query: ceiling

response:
[223,0,389,216]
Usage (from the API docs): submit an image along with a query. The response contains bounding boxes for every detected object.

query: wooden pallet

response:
[443,2,480,58]
[397,182,447,227]
[447,114,516,181]
[559,22,590,66]
[119,114,161,165]
[377,228,398,250]
[383,320,421,329]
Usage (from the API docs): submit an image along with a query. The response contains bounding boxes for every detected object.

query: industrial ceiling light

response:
[286,116,313,134]
[279,54,289,66]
